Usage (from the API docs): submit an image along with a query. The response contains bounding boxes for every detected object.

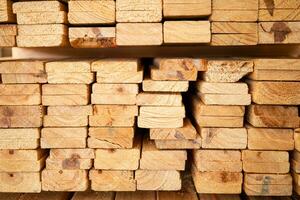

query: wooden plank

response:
[138,117,183,128]
[210,10,258,22]
[245,173,292,185]
[0,95,41,106]
[0,36,16,47]
[42,169,89,191]
[91,94,136,105]
[211,34,258,46]
[150,68,197,81]
[94,136,140,170]
[247,125,294,150]
[143,79,189,92]
[153,58,204,71]
[163,0,211,18]
[0,156,46,172]
[198,93,251,106]
[47,105,92,116]
[193,150,242,172]
[202,59,254,82]
[13,1,66,13]
[68,1,115,24]
[140,137,187,170]
[71,192,115,200]
[200,128,247,149]
[1,73,47,84]
[116,23,163,46]
[295,129,300,152]
[49,149,94,159]
[96,71,143,83]
[137,92,182,106]
[0,84,41,95]
[47,72,94,84]
[18,192,71,200]
[41,127,87,138]
[69,27,116,48]
[46,60,91,73]
[17,35,69,47]
[154,136,201,149]
[0,149,45,160]
[248,69,300,81]
[194,116,244,128]
[92,59,139,72]
[258,22,300,44]
[116,0,162,22]
[0,116,43,128]
[46,158,92,170]
[199,194,241,200]
[246,105,299,128]
[0,172,41,192]
[43,115,88,127]
[259,9,300,21]
[196,82,248,94]
[0,60,45,74]
[213,0,258,10]
[88,128,134,149]
[212,22,257,34]
[0,139,39,149]
[259,0,300,9]
[0,105,44,116]
[150,118,197,140]
[139,106,185,118]
[18,24,67,36]
[0,0,15,23]
[254,58,300,70]
[16,11,67,25]
[93,84,138,95]
[244,184,292,196]
[248,80,300,105]
[115,191,156,200]
[0,25,17,36]
[163,21,211,44]
[136,170,181,191]
[242,150,289,163]
[192,165,243,194]
[90,170,136,191]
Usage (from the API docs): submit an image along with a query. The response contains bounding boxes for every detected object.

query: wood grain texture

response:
[0,172,41,192]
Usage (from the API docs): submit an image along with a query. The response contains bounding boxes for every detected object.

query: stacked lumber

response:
[68,1,116,48]
[0,61,44,192]
[191,59,253,194]
[211,0,258,46]
[243,58,300,196]
[41,60,92,191]
[89,59,142,191]
[258,0,300,44]
[0,0,15,23]
[163,0,211,44]
[12,1,68,47]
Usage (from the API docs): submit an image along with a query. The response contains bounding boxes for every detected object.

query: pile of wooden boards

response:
[191,59,252,193]
[12,1,68,47]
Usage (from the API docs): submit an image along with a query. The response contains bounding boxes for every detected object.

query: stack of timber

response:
[0,60,44,192]
[68,0,116,48]
[211,0,258,46]
[41,60,92,191]
[244,58,300,196]
[258,0,300,44]
[163,0,211,44]
[12,1,68,47]
[0,0,16,47]
[89,59,142,191]
[191,59,253,194]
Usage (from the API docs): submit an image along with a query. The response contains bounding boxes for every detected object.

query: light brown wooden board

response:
[115,191,156,200]
[137,92,182,106]
[154,136,201,150]
[49,149,95,159]
[154,58,204,71]
[16,11,67,25]
[92,59,139,72]
[0,0,15,23]
[0,60,45,74]
[46,157,92,170]
[13,1,66,13]
[71,192,114,200]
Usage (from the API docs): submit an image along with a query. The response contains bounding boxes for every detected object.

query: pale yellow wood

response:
[138,117,183,128]
[42,95,89,106]
[295,129,300,152]
[136,170,181,191]
[245,173,292,185]
[71,192,115,200]
[211,10,258,22]
[0,172,41,193]
[196,82,249,94]
[0,60,45,74]
[13,1,66,13]
[1,73,47,84]
[259,9,300,21]
[200,128,247,149]
[0,84,41,95]
[89,116,135,127]
[46,158,92,170]
[139,106,185,118]
[244,184,292,196]
[50,149,95,159]
[92,59,139,72]
[202,59,254,82]
[155,137,201,149]
[143,79,189,92]
[115,191,156,200]
[258,22,300,44]
[47,105,92,116]
[163,0,211,18]
[42,170,89,191]
[163,21,211,44]
[17,35,69,47]
[0,0,15,23]
[150,67,197,81]
[41,127,87,138]
[153,58,204,71]
[116,23,163,46]
[212,22,257,34]
[248,80,300,105]
[248,69,300,81]
[91,94,136,105]
[0,36,16,47]
[211,34,258,46]
[140,137,187,170]
[116,0,162,22]
[16,11,67,24]
[46,60,91,73]
[150,118,197,140]
[193,150,242,172]
[0,95,41,106]
[41,138,86,149]
[94,136,140,170]
[18,24,67,36]
[198,93,251,106]
[192,165,243,194]
[0,128,39,138]
[43,115,88,127]
[90,169,136,191]
[242,150,289,162]
[93,83,139,94]
[0,25,16,36]
[195,116,244,128]
[89,127,134,140]
[0,156,46,172]
[0,149,45,160]
[69,27,116,48]
[254,58,300,70]
[247,105,299,128]
[213,0,258,10]
[137,92,182,106]
[0,139,39,149]
[247,125,294,150]
[47,73,94,84]
[96,70,143,84]
[0,105,44,116]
